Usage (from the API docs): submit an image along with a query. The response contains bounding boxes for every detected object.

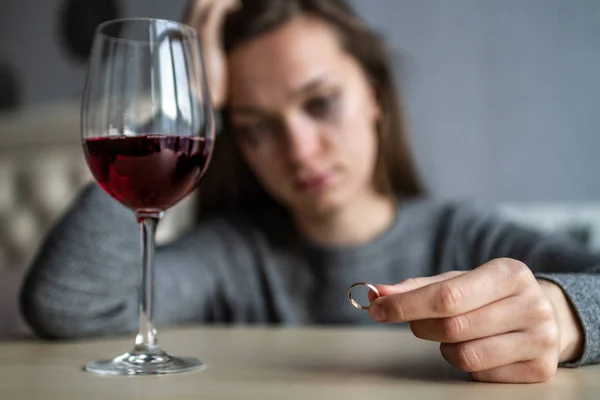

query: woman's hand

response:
[368,258,584,383]
[184,0,240,108]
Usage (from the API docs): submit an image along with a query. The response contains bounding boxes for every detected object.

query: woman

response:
[20,0,600,383]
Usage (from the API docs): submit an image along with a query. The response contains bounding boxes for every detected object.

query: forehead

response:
[226,15,347,107]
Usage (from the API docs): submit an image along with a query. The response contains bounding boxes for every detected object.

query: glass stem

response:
[134,212,163,353]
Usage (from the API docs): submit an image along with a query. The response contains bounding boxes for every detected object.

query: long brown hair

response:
[183,0,425,218]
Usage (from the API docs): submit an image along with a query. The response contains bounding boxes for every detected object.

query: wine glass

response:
[81,18,214,375]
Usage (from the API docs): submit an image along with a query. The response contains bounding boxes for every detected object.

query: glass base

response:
[85,348,204,376]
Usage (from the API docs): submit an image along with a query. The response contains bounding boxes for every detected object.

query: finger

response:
[409,292,554,343]
[439,331,540,373]
[186,0,217,25]
[202,0,240,33]
[470,358,558,383]
[188,0,239,35]
[188,0,239,20]
[367,271,466,303]
[371,258,535,322]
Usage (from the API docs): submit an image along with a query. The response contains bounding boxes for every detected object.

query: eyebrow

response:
[229,74,331,117]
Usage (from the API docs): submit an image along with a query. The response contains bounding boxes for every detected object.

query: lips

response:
[296,171,334,192]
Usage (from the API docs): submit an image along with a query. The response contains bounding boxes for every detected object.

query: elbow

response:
[19,284,67,340]
[20,280,137,340]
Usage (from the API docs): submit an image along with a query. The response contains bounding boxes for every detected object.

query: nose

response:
[283,113,322,165]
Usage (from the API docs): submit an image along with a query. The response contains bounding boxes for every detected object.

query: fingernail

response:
[370,303,386,322]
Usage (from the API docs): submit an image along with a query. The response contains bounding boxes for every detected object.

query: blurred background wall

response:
[1,0,599,202]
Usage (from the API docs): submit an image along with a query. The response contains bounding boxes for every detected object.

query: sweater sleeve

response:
[19,183,265,339]
[438,202,600,367]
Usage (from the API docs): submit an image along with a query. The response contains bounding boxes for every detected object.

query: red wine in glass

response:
[81,18,214,376]
[84,135,212,212]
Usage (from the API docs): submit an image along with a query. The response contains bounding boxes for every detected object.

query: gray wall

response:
[350,0,600,203]
[0,0,187,106]
[2,0,599,202]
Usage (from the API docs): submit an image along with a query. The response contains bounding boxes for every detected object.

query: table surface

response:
[0,326,599,400]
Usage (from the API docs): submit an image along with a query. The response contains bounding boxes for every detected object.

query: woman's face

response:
[227,15,381,217]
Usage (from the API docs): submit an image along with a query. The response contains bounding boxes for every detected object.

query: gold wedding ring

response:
[347,282,380,310]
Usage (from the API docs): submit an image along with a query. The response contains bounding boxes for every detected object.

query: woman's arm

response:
[19,184,261,339]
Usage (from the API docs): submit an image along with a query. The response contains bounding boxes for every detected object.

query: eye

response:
[304,92,340,119]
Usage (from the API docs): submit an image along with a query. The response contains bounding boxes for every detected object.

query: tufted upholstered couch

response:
[0,100,196,338]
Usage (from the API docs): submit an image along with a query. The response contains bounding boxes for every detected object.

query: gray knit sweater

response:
[20,184,600,367]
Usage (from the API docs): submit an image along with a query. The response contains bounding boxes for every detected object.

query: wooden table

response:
[0,326,598,399]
